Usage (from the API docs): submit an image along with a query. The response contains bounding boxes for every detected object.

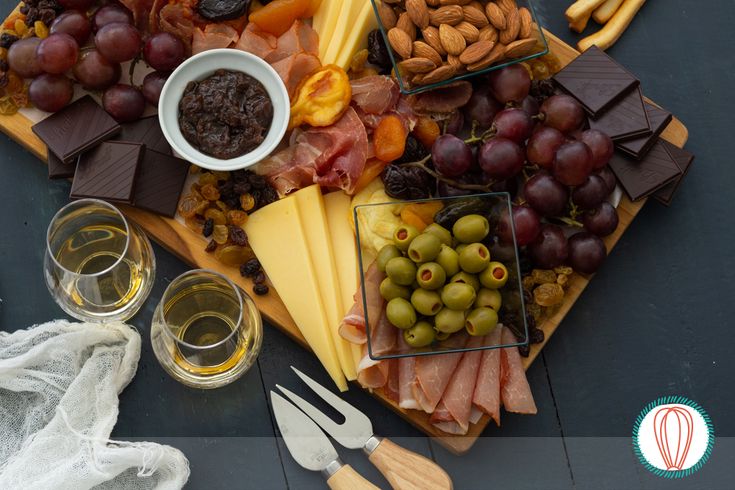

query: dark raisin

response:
[253,283,269,295]
[0,73,8,89]
[518,343,531,357]
[228,225,248,246]
[257,186,278,208]
[205,239,217,253]
[253,271,266,284]
[0,60,8,72]
[530,79,556,102]
[394,135,430,164]
[382,164,434,200]
[0,33,19,49]
[367,30,392,70]
[240,258,261,277]
[202,218,214,237]
[233,181,251,195]
[525,314,536,330]
[39,8,56,25]
[530,328,545,344]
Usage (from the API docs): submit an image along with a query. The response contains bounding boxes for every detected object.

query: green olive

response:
[434,307,466,333]
[434,328,451,341]
[385,257,417,286]
[407,233,442,263]
[411,288,443,316]
[386,297,417,330]
[380,277,411,301]
[455,243,468,255]
[377,244,402,272]
[403,320,436,347]
[393,224,420,251]
[458,243,491,273]
[475,288,502,311]
[450,271,480,291]
[465,307,499,336]
[423,223,452,247]
[440,282,477,311]
[453,214,490,243]
[479,261,509,289]
[435,244,460,277]
[416,262,446,290]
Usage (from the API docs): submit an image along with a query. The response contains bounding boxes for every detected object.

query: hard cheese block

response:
[334,0,378,69]
[298,188,358,381]
[313,0,344,61]
[321,0,354,65]
[245,187,348,391]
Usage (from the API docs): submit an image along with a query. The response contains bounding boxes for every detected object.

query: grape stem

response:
[129,54,142,88]
[554,216,584,228]
[402,156,499,191]
[464,124,496,145]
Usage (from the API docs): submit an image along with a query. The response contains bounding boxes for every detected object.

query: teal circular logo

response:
[632,396,714,478]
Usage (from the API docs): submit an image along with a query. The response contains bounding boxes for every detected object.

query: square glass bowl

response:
[354,192,529,360]
[370,0,549,95]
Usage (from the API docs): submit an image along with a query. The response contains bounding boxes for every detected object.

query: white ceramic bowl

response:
[158,49,289,171]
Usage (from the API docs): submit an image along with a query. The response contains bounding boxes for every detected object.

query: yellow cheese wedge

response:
[244,187,347,391]
[334,0,379,69]
[299,189,357,382]
[313,0,344,62]
[322,0,355,65]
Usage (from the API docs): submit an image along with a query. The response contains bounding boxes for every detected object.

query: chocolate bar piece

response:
[133,149,190,217]
[70,141,143,203]
[115,115,172,154]
[553,45,639,116]
[608,140,682,201]
[617,102,673,158]
[653,141,694,206]
[32,96,120,164]
[588,87,651,142]
[47,151,76,180]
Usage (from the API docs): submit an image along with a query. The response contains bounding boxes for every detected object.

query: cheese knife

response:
[275,366,453,490]
[270,391,379,490]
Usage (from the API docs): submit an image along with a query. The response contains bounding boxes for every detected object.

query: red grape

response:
[567,232,606,274]
[445,110,464,135]
[498,205,541,246]
[36,33,79,75]
[488,65,530,103]
[432,134,473,177]
[73,49,121,90]
[540,95,586,133]
[493,108,534,144]
[596,165,617,195]
[142,71,168,106]
[526,126,565,168]
[520,95,540,116]
[464,89,503,129]
[92,4,134,32]
[478,137,524,180]
[50,10,91,45]
[58,0,95,9]
[581,129,614,170]
[95,22,141,63]
[553,141,593,186]
[103,84,145,122]
[583,202,619,237]
[143,32,185,72]
[29,74,73,112]
[572,175,608,210]
[523,172,568,217]
[7,37,43,78]
[529,224,568,269]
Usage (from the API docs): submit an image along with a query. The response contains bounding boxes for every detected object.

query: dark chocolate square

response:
[653,141,694,206]
[115,115,172,154]
[48,150,76,180]
[553,45,639,116]
[608,140,682,201]
[589,87,650,142]
[32,96,120,164]
[70,141,144,203]
[133,149,190,217]
[616,102,673,159]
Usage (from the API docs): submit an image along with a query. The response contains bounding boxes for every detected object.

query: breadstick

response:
[569,12,592,33]
[577,0,646,51]
[565,0,606,24]
[592,0,624,24]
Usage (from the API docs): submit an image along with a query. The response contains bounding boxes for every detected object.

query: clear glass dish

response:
[354,192,529,360]
[369,0,549,95]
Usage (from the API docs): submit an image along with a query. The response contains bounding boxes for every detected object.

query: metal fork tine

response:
[274,383,345,437]
[290,366,370,425]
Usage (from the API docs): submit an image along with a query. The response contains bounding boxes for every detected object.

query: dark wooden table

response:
[1,1,733,488]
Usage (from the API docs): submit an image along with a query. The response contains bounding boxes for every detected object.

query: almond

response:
[413,40,443,66]
[397,12,417,41]
[446,54,463,68]
[421,26,447,55]
[439,0,471,5]
[388,27,414,59]
[484,3,506,30]
[499,8,520,44]
[459,39,494,64]
[504,38,537,59]
[496,0,517,16]
[430,5,464,26]
[406,0,431,30]
[467,42,505,71]
[399,56,438,73]
[455,21,479,43]
[462,5,489,28]
[420,64,458,84]
[468,1,483,10]
[439,24,466,56]
[425,0,441,6]
[518,7,532,39]
[376,1,398,30]
[478,25,498,43]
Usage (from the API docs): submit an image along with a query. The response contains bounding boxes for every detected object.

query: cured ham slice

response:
[271,53,321,98]
[338,261,383,344]
[356,307,396,389]
[430,336,484,435]
[408,81,473,114]
[397,335,420,410]
[412,333,468,414]
[500,326,537,414]
[472,327,503,426]
[236,22,278,60]
[159,4,195,51]
[192,24,239,55]
[357,342,390,389]
[351,76,400,115]
[384,358,400,403]
[267,20,319,63]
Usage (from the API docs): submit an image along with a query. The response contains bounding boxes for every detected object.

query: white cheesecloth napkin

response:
[0,319,190,489]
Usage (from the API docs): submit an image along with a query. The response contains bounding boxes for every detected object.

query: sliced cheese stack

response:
[312,0,378,68]
[245,186,360,390]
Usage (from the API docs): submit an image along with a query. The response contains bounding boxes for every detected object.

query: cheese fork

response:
[276,366,453,490]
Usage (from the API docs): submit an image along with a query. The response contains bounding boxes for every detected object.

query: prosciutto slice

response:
[397,335,420,410]
[357,342,390,389]
[356,307,396,389]
[472,326,503,425]
[338,261,383,344]
[266,20,319,63]
[236,22,278,60]
[500,327,537,414]
[351,76,400,115]
[384,358,400,403]
[192,24,239,55]
[412,333,468,414]
[271,53,321,98]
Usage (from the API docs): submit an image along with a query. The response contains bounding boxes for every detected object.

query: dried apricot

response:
[352,158,389,195]
[403,201,442,224]
[227,210,248,226]
[204,208,227,225]
[412,117,440,149]
[200,183,220,201]
[249,0,310,36]
[400,208,428,232]
[374,115,407,162]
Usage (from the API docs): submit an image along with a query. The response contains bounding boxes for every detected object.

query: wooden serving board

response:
[0,25,688,454]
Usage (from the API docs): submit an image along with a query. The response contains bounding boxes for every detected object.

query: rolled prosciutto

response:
[356,306,396,389]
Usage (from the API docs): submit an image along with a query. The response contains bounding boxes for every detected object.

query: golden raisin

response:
[0,96,18,115]
[185,216,205,234]
[211,170,230,181]
[212,224,229,244]
[553,265,573,275]
[204,208,227,225]
[178,195,202,218]
[556,274,568,287]
[240,194,256,211]
[522,275,536,291]
[374,115,407,162]
[200,184,220,201]
[215,245,255,267]
[198,172,217,186]
[215,200,229,211]
[534,283,564,307]
[350,49,369,74]
[194,199,210,215]
[227,210,248,226]
[531,269,557,284]
[34,21,48,39]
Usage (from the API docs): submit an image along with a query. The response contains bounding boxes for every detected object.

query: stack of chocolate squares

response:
[553,46,694,206]
[32,95,190,217]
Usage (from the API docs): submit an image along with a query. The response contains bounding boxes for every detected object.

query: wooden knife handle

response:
[326,464,380,490]
[367,438,453,490]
